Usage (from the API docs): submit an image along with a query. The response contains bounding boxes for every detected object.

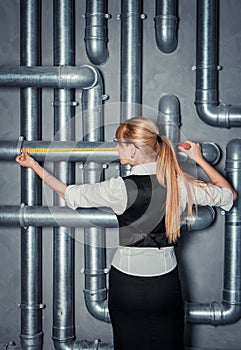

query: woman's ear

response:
[129,143,136,159]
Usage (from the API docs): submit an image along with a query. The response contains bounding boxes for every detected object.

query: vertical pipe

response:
[19,1,43,350]
[85,0,109,65]
[157,94,180,142]
[186,139,241,325]
[120,0,143,121]
[195,0,241,127]
[223,139,241,313]
[52,0,76,348]
[154,0,178,53]
[82,74,110,322]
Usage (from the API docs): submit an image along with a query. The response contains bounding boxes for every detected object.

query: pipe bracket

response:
[17,136,25,155]
[19,203,28,229]
[193,64,222,71]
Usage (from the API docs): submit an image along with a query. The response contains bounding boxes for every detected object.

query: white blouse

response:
[64,162,234,277]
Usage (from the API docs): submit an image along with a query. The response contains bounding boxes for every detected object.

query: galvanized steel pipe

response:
[0,205,214,232]
[19,1,43,349]
[0,140,117,162]
[82,62,111,323]
[195,0,241,128]
[154,0,178,53]
[158,94,181,142]
[0,65,98,89]
[120,0,144,120]
[186,138,241,324]
[52,0,76,349]
[84,0,109,65]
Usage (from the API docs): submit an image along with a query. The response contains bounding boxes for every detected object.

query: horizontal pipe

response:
[0,140,117,162]
[0,140,220,164]
[186,302,241,325]
[0,65,98,89]
[75,340,113,350]
[0,206,118,228]
[0,205,214,231]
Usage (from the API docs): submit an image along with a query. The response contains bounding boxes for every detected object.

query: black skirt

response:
[108,266,185,350]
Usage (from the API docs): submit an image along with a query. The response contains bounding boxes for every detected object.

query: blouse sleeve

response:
[64,176,127,215]
[179,180,234,212]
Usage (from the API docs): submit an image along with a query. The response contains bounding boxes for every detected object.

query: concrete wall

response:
[0,0,241,349]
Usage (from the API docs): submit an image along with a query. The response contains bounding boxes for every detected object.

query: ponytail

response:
[156,136,193,242]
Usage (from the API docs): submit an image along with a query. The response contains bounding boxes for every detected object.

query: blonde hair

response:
[116,116,196,243]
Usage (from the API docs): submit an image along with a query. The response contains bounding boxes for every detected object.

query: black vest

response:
[116,174,173,248]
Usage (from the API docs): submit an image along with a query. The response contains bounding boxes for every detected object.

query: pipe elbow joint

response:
[212,302,241,325]
[195,101,241,129]
[154,15,178,53]
[85,299,111,323]
[181,206,215,232]
[185,301,241,325]
[78,65,101,90]
[85,38,109,66]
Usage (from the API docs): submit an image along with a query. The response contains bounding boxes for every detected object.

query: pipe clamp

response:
[18,303,46,310]
[81,268,109,275]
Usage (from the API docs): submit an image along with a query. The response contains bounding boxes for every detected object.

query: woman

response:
[16,116,237,350]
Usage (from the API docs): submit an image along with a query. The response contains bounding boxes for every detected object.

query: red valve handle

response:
[178,142,191,150]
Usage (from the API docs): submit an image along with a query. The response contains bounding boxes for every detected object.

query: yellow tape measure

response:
[22,148,116,153]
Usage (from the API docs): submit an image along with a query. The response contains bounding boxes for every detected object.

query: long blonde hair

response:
[115,116,196,243]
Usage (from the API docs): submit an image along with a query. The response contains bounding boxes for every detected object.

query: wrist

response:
[31,160,40,170]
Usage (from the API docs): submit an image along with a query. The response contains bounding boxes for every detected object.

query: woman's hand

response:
[16,149,67,199]
[178,141,203,163]
[15,149,37,169]
[178,140,237,201]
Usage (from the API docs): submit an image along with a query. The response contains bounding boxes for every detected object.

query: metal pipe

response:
[120,0,144,120]
[19,1,43,349]
[0,139,220,164]
[84,0,109,65]
[82,68,111,322]
[195,0,241,128]
[52,1,76,349]
[0,205,214,232]
[157,94,221,165]
[0,140,116,162]
[75,340,113,350]
[0,140,117,162]
[0,65,98,89]
[154,0,178,53]
[0,206,118,228]
[186,138,241,325]
[157,94,181,142]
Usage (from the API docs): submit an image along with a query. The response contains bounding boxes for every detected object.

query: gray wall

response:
[0,0,241,349]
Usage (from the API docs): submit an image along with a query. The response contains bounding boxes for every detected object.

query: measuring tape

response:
[22,148,116,153]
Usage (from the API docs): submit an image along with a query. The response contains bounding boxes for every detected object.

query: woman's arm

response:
[178,141,237,201]
[16,149,67,199]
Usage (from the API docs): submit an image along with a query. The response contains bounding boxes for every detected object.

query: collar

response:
[130,162,156,175]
